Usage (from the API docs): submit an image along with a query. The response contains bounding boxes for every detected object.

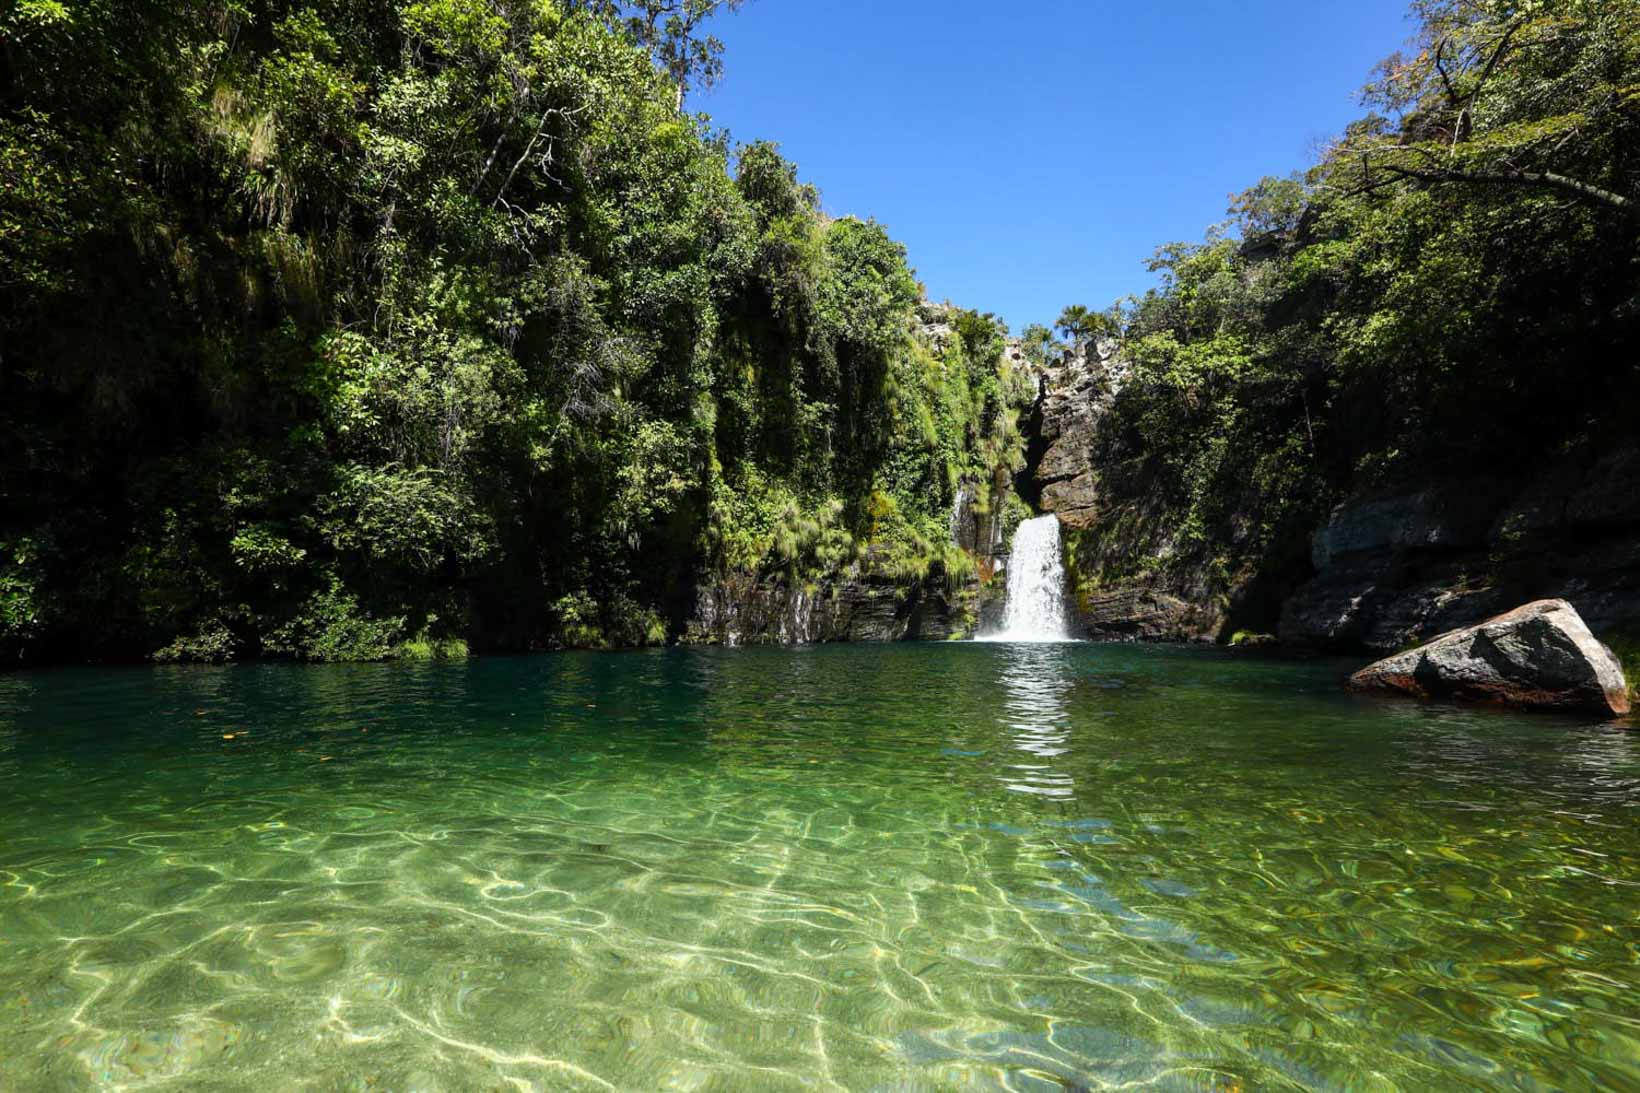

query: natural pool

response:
[0,644,1635,1091]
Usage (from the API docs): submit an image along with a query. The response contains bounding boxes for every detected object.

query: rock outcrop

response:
[1347,600,1631,716]
[1014,332,1640,652]
[685,560,974,646]
[1020,343,1235,643]
[1029,340,1124,532]
[1281,448,1640,653]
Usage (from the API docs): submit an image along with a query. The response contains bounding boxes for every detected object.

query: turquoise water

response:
[0,644,1635,1091]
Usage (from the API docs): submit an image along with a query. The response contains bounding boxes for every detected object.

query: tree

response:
[1055,304,1114,345]
[572,0,753,109]
[1019,323,1060,366]
[1332,0,1640,221]
[0,0,1028,662]
[1230,174,1310,238]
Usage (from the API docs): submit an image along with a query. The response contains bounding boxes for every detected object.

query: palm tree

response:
[1055,304,1094,344]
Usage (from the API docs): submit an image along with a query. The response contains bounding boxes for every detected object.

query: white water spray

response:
[984,515,1070,642]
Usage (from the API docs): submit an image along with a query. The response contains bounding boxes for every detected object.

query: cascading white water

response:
[984,515,1070,642]
[948,484,969,547]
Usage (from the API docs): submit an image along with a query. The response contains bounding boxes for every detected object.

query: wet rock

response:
[1347,599,1630,717]
[951,472,1012,565]
[685,562,974,646]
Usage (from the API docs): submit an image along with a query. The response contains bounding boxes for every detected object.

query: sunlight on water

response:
[0,645,1636,1090]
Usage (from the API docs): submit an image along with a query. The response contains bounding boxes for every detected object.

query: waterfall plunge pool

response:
[1,644,1636,1089]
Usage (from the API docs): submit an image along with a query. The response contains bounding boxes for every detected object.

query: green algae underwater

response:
[0,643,1635,1091]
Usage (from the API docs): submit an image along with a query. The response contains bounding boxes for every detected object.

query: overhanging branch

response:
[1379,161,1635,216]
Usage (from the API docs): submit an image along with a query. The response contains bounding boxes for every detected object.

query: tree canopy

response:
[0,0,1027,663]
[1069,0,1639,598]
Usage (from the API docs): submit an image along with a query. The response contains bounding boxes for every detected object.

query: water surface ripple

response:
[0,644,1635,1090]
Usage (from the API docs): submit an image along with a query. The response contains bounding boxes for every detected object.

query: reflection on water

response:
[0,644,1636,1091]
[996,642,1077,798]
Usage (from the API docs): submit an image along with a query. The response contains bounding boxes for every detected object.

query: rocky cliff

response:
[1020,343,1640,653]
[683,560,973,645]
[1018,343,1239,642]
[1281,448,1640,652]
[681,471,1021,645]
[679,304,1022,647]
[684,317,1640,656]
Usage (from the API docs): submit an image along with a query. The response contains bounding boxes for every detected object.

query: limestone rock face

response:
[1347,599,1630,717]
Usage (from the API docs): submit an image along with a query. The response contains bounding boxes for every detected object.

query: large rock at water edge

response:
[1347,600,1630,716]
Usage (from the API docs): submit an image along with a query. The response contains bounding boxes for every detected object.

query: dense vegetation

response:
[5,0,1635,665]
[0,0,1028,663]
[1055,0,1639,615]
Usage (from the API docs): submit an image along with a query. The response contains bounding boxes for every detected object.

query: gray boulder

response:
[1347,599,1630,717]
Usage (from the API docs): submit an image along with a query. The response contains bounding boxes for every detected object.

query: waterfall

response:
[948,484,968,548]
[984,515,1070,642]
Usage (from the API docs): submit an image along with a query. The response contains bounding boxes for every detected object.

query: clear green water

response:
[0,644,1636,1092]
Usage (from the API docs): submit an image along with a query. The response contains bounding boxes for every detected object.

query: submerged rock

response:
[1347,599,1630,717]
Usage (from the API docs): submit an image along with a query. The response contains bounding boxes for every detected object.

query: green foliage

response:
[1019,323,1062,366]
[0,537,50,661]
[548,590,667,650]
[321,466,496,574]
[1061,0,1639,622]
[999,493,1033,554]
[1603,630,1640,704]
[153,618,241,664]
[0,0,1029,662]
[397,633,471,660]
[771,499,857,578]
[230,526,307,574]
[1348,0,1640,219]
[1055,304,1113,345]
[1230,174,1309,237]
[264,579,406,663]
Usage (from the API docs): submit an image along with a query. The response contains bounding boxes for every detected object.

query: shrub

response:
[264,579,405,662]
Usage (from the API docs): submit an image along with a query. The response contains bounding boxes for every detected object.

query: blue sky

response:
[697,0,1413,332]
